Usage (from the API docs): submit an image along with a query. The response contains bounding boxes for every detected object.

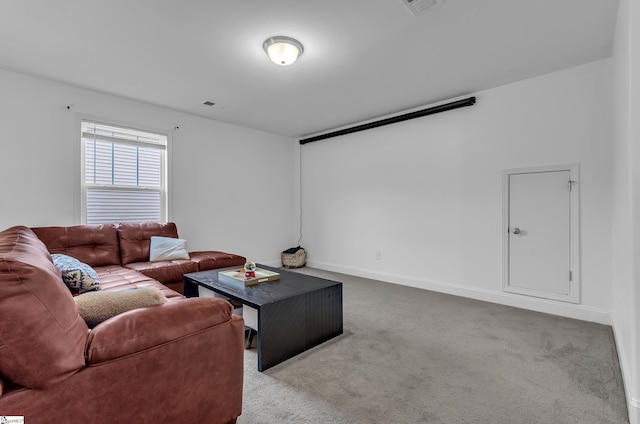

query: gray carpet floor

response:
[237,268,629,424]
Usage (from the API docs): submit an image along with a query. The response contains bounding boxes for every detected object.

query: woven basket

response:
[281,248,306,269]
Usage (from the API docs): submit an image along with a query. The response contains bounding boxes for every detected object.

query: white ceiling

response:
[0,0,619,138]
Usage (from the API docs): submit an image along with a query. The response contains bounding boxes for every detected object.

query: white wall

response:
[301,59,614,324]
[0,68,296,264]
[612,0,640,422]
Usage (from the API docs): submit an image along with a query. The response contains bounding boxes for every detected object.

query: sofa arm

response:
[85,297,236,364]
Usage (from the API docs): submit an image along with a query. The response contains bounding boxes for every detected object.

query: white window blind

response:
[82,121,167,225]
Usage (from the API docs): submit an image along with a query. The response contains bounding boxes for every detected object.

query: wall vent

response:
[401,0,444,16]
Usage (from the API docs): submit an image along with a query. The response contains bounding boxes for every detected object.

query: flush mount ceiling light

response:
[263,36,304,66]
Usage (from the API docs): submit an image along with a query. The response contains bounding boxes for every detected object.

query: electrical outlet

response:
[376,251,382,260]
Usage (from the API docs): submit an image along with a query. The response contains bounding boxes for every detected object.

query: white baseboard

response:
[612,322,639,424]
[630,399,640,424]
[307,260,611,325]
[258,259,282,268]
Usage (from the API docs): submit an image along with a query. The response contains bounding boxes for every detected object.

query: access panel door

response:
[503,165,579,303]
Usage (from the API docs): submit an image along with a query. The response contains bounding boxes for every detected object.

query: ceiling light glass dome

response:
[263,36,304,66]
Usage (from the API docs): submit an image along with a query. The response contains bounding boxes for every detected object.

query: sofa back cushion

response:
[31,224,120,267]
[0,226,88,388]
[117,222,180,265]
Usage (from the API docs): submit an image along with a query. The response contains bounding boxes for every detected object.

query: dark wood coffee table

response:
[184,265,343,371]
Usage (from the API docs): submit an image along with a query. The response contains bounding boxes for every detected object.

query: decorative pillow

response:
[74,287,167,328]
[51,253,100,293]
[149,236,189,262]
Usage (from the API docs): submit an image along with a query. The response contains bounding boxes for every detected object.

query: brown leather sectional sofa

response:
[0,222,246,424]
[33,221,246,295]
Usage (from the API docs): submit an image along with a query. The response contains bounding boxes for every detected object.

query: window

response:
[81,120,167,225]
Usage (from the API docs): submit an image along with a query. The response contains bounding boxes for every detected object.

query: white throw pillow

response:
[149,236,190,261]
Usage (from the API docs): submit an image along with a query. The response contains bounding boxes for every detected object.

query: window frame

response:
[77,116,171,225]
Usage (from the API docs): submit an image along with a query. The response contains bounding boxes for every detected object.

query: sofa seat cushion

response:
[94,265,183,301]
[31,224,121,267]
[0,226,88,389]
[124,260,197,285]
[189,251,246,271]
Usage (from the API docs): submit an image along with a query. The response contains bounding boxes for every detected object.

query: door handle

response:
[512,227,521,234]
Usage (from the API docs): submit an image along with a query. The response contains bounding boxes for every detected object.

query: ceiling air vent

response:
[401,0,444,16]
